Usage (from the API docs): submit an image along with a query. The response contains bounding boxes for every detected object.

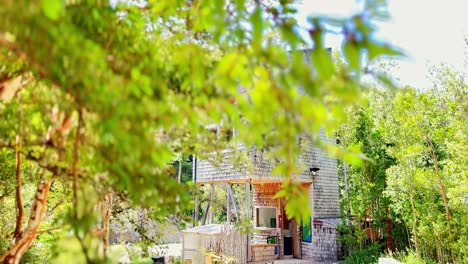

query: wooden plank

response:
[250,244,278,247]
[195,178,250,184]
[250,178,311,184]
[195,178,313,185]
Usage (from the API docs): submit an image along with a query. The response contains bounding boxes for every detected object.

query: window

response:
[256,207,277,228]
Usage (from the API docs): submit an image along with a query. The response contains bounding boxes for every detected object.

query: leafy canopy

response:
[0,0,400,231]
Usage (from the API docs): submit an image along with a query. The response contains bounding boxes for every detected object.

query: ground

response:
[254,260,338,264]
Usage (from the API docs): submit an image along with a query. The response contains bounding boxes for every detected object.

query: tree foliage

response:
[0,0,401,262]
[340,64,467,263]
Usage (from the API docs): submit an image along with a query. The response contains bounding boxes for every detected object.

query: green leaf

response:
[368,41,404,60]
[250,7,263,48]
[311,48,334,80]
[274,182,311,223]
[41,0,63,20]
[344,41,361,71]
[376,73,398,91]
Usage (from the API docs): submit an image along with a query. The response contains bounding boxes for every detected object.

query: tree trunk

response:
[72,110,83,218]
[14,92,24,240]
[101,192,112,258]
[245,182,251,262]
[427,138,451,225]
[209,184,215,224]
[343,162,351,221]
[1,179,53,264]
[226,184,231,224]
[409,184,420,258]
[426,137,455,261]
[177,156,182,183]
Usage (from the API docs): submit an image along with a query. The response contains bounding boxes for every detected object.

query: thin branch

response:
[37,226,63,235]
[0,36,48,78]
[0,140,50,149]
[14,91,25,240]
[72,108,83,218]
[14,134,24,239]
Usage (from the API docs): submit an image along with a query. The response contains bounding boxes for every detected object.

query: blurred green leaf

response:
[311,48,334,80]
[250,7,263,48]
[41,0,63,20]
[368,41,403,60]
[344,41,361,71]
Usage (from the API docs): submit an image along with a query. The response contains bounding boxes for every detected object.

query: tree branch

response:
[72,108,83,218]
[14,135,24,239]
[0,36,48,78]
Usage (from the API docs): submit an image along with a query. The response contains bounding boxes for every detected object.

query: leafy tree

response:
[339,63,467,263]
[0,0,400,262]
[373,67,465,263]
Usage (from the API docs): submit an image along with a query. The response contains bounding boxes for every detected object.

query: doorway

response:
[282,209,301,259]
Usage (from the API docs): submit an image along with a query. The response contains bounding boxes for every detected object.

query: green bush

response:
[344,243,381,264]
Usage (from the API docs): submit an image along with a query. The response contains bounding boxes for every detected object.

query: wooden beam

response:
[195,178,312,185]
[195,179,251,185]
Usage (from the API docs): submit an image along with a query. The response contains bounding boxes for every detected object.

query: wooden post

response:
[226,184,231,224]
[101,192,113,258]
[209,184,215,224]
[193,156,198,227]
[245,182,251,262]
[343,162,351,221]
[202,200,210,225]
[194,191,199,227]
[181,229,185,262]
[227,184,239,220]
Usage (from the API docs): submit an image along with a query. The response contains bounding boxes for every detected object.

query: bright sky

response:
[297,0,468,88]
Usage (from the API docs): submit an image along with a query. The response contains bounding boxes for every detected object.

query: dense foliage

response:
[0,0,400,262]
[339,65,467,263]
